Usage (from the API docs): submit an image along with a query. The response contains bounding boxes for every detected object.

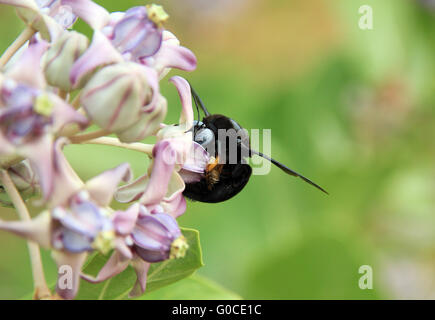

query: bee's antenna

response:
[188,82,211,117]
[247,147,328,195]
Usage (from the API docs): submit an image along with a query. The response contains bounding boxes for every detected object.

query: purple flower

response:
[0,41,88,199]
[0,139,139,299]
[81,206,188,298]
[142,31,197,79]
[51,191,115,253]
[115,139,187,218]
[69,5,196,87]
[105,6,164,61]
[35,0,77,28]
[132,212,187,263]
[0,0,75,40]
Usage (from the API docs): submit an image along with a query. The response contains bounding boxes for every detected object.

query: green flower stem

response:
[0,169,51,300]
[0,27,36,68]
[69,129,110,143]
[74,136,154,156]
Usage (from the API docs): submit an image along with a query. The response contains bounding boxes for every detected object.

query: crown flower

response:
[0,41,88,199]
[69,4,197,87]
[0,1,200,301]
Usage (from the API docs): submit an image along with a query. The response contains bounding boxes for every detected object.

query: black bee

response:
[182,84,328,203]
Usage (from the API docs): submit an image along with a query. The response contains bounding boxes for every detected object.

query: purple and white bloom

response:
[0,139,140,299]
[42,30,89,91]
[69,4,196,87]
[0,0,113,39]
[102,5,165,62]
[132,211,188,263]
[80,62,166,141]
[0,0,75,40]
[0,41,88,199]
[81,204,188,298]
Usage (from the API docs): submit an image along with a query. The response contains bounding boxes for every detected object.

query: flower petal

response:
[138,140,176,205]
[52,250,87,300]
[0,211,51,247]
[112,203,139,235]
[81,251,129,284]
[20,134,54,200]
[129,256,150,298]
[62,0,110,30]
[149,32,197,78]
[60,228,93,252]
[169,76,194,128]
[165,170,185,201]
[70,30,123,87]
[49,138,84,207]
[15,7,63,40]
[115,173,149,203]
[161,192,186,219]
[114,236,133,259]
[85,162,132,207]
[51,95,89,132]
[182,141,210,173]
[5,40,48,89]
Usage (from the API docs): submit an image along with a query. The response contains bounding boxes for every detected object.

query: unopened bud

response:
[43,31,89,91]
[81,62,155,133]
[116,95,167,143]
[0,160,40,207]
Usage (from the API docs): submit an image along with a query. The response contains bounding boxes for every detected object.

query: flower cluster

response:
[0,1,205,299]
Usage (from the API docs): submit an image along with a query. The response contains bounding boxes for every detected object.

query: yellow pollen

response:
[34,94,54,116]
[146,4,169,27]
[169,235,189,259]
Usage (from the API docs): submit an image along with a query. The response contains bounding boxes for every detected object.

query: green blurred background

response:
[1,0,435,299]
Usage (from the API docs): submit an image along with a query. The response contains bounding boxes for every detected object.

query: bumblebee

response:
[182,84,328,203]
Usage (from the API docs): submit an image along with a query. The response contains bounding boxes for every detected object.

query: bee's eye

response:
[194,127,214,147]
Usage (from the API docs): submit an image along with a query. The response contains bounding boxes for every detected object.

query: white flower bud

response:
[43,31,89,91]
[117,95,167,143]
[80,62,155,133]
[0,160,40,207]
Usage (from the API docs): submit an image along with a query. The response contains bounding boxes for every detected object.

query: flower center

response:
[0,105,52,145]
[146,4,169,28]
[92,230,115,255]
[169,235,189,259]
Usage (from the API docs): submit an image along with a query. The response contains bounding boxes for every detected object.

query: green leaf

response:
[76,227,204,300]
[137,274,242,300]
